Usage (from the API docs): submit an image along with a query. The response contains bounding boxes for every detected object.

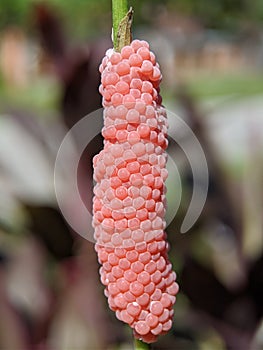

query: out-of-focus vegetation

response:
[1,0,263,35]
[188,72,263,98]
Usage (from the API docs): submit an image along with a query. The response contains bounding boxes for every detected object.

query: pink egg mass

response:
[92,39,179,343]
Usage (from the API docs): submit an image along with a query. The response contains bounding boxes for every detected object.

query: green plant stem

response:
[134,339,150,350]
[112,0,128,49]
[112,0,133,51]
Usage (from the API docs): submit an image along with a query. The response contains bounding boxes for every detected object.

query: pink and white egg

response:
[93,40,179,343]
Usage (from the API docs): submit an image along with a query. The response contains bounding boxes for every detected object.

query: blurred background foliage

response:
[0,0,262,349]
[1,0,263,33]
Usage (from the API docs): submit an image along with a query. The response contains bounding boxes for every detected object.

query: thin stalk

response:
[112,0,133,51]
[134,339,150,350]
[112,0,128,47]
